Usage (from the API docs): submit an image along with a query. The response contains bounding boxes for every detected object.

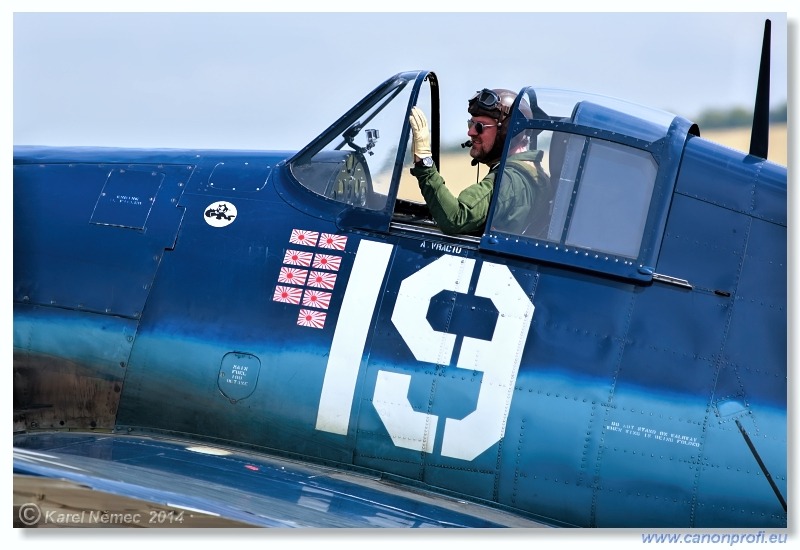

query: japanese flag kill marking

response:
[290,229,319,247]
[319,233,347,251]
[307,271,337,289]
[278,267,308,286]
[277,229,351,329]
[273,286,302,305]
[303,290,332,310]
[313,254,342,272]
[298,309,326,329]
[284,249,313,267]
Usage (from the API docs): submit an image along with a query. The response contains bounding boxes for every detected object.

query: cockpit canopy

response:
[285,71,696,282]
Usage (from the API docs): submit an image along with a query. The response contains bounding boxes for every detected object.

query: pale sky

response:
[9,8,792,152]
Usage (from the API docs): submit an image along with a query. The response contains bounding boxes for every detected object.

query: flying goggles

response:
[468,88,512,117]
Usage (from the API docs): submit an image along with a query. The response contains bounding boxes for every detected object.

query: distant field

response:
[702,124,787,166]
[397,124,787,203]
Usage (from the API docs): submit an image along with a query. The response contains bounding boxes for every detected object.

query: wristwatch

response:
[416,156,434,168]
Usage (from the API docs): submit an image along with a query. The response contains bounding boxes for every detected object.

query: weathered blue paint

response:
[13,68,786,528]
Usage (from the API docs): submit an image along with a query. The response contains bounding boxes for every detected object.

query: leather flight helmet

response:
[468,88,532,126]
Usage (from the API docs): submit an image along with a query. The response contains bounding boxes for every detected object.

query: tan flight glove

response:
[409,106,432,159]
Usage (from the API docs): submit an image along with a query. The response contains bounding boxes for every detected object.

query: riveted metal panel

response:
[14,162,189,318]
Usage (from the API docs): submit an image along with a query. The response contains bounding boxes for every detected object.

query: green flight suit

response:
[410,150,552,236]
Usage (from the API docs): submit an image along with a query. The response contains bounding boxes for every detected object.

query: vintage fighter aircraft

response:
[13,22,786,528]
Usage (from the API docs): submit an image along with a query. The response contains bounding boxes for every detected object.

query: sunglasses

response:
[467,119,497,134]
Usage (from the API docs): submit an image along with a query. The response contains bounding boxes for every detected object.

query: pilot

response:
[409,88,552,236]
